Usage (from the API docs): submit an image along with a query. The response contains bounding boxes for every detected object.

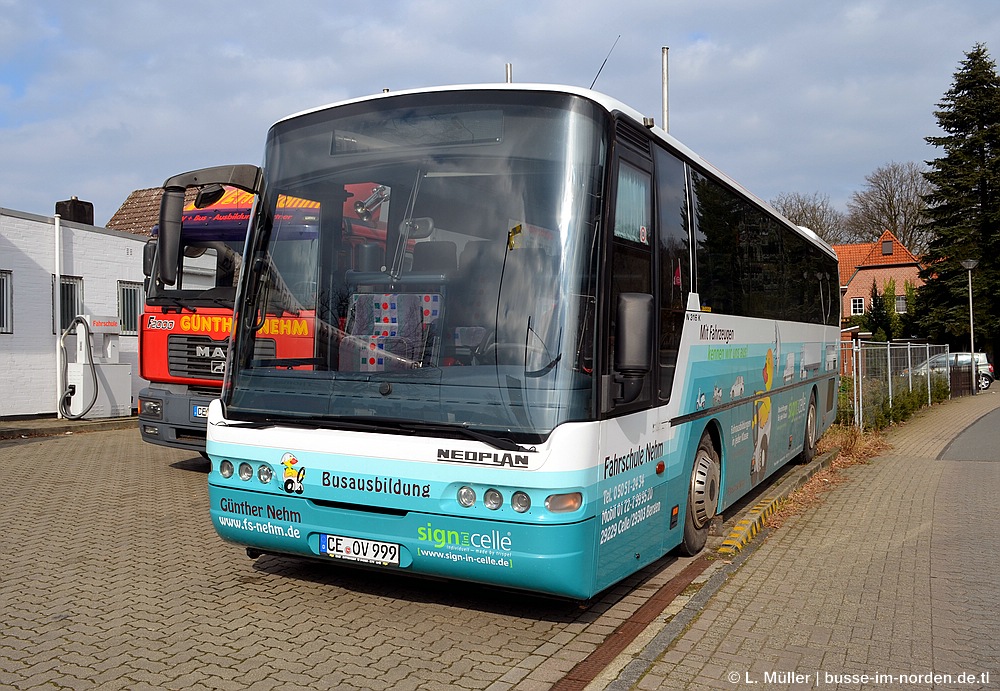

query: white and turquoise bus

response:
[156,84,840,599]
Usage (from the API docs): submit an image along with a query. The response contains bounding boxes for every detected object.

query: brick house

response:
[832,229,924,330]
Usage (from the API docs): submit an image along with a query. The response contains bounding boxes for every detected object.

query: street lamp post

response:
[961,259,979,395]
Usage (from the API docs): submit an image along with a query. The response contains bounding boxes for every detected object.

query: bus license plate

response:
[192,404,209,418]
[321,534,399,565]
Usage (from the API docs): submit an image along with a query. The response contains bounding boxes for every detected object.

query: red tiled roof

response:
[104,188,162,236]
[105,187,198,236]
[832,230,921,286]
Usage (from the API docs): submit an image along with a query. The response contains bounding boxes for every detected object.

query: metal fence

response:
[838,341,973,431]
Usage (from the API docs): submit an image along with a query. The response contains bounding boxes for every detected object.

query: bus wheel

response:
[798,392,818,464]
[679,433,720,556]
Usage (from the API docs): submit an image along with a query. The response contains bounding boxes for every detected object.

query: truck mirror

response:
[155,164,263,287]
[400,217,434,239]
[157,186,185,286]
[142,239,156,278]
[195,184,226,209]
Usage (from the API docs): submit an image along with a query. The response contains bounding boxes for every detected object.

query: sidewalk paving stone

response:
[599,391,1000,690]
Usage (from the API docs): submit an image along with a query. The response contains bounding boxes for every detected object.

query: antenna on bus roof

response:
[590,35,621,89]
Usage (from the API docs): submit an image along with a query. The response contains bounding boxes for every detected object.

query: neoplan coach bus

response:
[155,83,840,599]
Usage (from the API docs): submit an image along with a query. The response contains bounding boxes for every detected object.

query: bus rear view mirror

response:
[614,292,653,403]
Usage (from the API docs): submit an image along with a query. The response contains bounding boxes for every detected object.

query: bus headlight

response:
[511,491,531,513]
[457,486,476,508]
[257,465,273,484]
[483,488,503,511]
[220,460,234,478]
[545,492,583,513]
[238,462,254,481]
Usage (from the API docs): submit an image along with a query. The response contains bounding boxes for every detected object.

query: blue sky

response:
[1,0,997,227]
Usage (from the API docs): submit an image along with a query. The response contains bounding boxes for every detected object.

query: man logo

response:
[211,361,226,374]
[196,345,227,359]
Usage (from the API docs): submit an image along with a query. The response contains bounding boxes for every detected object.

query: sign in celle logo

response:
[417,522,513,551]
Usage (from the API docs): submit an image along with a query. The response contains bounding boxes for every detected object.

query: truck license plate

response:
[192,404,209,418]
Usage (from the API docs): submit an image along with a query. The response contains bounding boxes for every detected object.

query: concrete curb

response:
[0,416,137,441]
[713,447,839,555]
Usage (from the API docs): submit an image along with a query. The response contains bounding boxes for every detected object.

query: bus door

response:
[595,124,665,588]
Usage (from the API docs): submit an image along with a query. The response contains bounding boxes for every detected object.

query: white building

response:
[0,206,147,418]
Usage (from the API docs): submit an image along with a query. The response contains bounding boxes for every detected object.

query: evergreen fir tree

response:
[916,43,1000,356]
[881,277,902,340]
[865,279,891,342]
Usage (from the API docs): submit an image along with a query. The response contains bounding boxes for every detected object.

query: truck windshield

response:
[225,91,607,441]
[146,189,320,309]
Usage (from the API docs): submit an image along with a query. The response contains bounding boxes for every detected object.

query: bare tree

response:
[845,161,932,255]
[770,191,851,245]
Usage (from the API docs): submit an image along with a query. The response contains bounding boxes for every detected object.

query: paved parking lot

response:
[0,427,705,691]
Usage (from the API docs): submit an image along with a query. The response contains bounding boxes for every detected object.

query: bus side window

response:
[609,155,653,409]
[690,169,742,317]
[654,147,690,401]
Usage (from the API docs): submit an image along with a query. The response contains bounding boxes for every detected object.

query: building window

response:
[895,294,907,314]
[851,297,865,315]
[118,281,144,336]
[882,240,893,255]
[52,275,84,333]
[0,270,12,334]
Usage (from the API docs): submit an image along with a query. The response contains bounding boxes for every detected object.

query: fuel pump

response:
[59,315,132,419]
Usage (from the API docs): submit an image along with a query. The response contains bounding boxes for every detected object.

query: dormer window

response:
[882,240,893,255]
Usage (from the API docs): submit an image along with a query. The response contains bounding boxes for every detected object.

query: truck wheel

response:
[679,432,720,556]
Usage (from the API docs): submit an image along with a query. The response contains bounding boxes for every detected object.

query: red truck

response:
[138,184,384,453]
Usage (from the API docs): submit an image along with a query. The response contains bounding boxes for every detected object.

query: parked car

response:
[908,352,993,390]
[973,352,995,390]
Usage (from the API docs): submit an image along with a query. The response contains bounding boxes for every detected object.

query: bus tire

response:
[679,432,720,556]
[798,391,818,464]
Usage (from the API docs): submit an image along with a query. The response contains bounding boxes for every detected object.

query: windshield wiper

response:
[231,416,388,433]
[157,298,197,313]
[396,421,523,452]
[526,352,562,378]
[225,415,524,452]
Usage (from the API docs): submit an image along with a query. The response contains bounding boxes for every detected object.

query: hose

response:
[58,316,99,419]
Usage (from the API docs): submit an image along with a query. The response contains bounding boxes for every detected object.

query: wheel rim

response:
[979,374,990,390]
[806,399,817,449]
[690,447,720,529]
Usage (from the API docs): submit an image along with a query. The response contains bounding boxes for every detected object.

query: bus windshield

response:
[224,91,608,442]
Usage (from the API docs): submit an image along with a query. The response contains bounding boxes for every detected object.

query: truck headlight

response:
[139,398,162,419]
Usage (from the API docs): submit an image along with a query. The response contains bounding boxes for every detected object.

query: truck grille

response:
[167,336,276,380]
